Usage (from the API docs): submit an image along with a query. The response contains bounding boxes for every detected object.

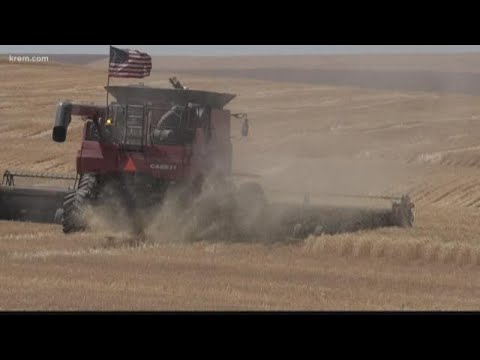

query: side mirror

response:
[232,112,250,137]
[241,117,249,137]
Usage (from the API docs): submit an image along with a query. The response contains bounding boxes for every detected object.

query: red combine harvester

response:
[0,79,414,240]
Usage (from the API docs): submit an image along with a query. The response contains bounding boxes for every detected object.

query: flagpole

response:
[106,74,110,117]
[106,45,112,118]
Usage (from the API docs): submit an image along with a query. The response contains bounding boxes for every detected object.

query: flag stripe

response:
[109,63,152,68]
[127,54,150,58]
[109,71,151,74]
[109,64,152,69]
[109,71,149,75]
[107,73,151,78]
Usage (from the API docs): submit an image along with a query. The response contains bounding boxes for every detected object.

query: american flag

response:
[108,46,152,78]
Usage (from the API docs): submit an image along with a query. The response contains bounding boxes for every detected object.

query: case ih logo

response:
[150,163,177,171]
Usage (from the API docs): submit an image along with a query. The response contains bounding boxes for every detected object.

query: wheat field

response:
[1,54,480,310]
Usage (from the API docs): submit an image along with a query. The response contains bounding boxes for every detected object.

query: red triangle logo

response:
[123,157,136,172]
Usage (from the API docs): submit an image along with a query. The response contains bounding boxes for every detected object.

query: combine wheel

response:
[236,182,266,211]
[235,182,267,231]
[62,174,98,234]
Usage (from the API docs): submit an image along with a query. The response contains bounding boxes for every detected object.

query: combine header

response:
[0,78,414,241]
[0,170,76,223]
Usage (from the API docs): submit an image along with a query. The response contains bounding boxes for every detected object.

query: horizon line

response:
[2,51,480,57]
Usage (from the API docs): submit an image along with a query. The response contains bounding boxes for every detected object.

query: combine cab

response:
[0,78,414,240]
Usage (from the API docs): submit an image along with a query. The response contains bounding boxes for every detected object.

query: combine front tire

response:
[62,174,98,234]
[234,182,268,238]
[236,182,266,211]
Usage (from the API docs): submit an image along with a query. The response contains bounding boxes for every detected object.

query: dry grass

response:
[1,220,480,310]
[1,55,480,310]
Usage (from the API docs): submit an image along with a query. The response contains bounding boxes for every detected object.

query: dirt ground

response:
[1,54,480,310]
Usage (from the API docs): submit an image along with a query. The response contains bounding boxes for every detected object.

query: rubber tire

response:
[236,182,266,210]
[235,182,267,232]
[62,174,98,234]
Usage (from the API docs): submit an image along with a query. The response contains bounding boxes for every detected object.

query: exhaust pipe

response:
[52,101,73,143]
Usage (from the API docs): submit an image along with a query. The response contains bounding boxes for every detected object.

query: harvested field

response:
[1,53,480,310]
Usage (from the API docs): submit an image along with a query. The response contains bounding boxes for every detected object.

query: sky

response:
[1,45,480,56]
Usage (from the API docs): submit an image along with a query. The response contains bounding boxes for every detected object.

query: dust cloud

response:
[81,169,401,247]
